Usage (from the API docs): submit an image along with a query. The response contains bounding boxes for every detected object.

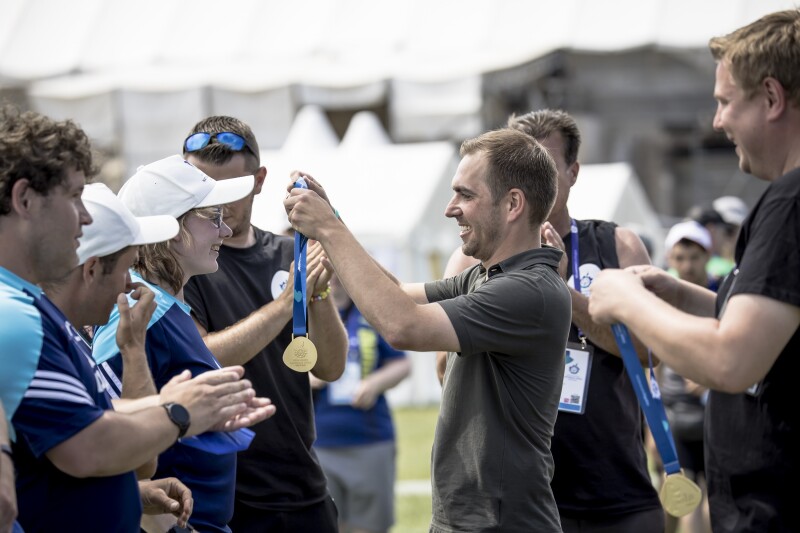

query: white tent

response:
[569,162,666,265]
[252,107,460,284]
[9,0,797,163]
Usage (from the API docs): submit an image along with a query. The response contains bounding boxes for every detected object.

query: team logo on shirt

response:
[271,270,290,300]
[566,263,601,296]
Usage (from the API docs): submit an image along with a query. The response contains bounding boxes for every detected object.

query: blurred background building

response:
[2,0,792,403]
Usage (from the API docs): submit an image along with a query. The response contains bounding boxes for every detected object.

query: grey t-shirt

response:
[425,246,571,533]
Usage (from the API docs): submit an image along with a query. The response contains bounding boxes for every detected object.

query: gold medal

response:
[660,471,702,517]
[282,335,318,372]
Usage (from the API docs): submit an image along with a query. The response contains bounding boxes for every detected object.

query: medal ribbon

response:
[612,324,682,475]
[292,177,309,338]
[569,219,587,345]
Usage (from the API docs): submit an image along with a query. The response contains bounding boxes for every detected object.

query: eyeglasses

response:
[209,207,223,229]
[193,206,224,229]
[183,132,257,158]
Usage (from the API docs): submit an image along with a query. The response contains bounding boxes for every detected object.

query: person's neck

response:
[0,236,40,284]
[548,208,572,238]
[43,269,86,326]
[483,229,542,268]
[223,225,256,249]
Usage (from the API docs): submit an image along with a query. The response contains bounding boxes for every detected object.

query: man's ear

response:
[568,161,580,187]
[506,188,525,223]
[82,257,100,285]
[10,178,35,218]
[763,77,787,122]
[253,166,268,195]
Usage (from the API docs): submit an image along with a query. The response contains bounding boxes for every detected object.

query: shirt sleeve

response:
[734,191,800,307]
[12,331,105,457]
[424,265,479,303]
[0,292,44,442]
[436,267,568,357]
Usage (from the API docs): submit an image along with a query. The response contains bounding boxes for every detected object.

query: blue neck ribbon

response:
[612,326,681,475]
[293,178,309,337]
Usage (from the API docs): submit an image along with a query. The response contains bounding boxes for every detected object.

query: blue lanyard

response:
[612,324,682,475]
[292,178,309,337]
[569,219,587,345]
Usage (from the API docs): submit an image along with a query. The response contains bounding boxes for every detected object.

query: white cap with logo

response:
[664,220,712,253]
[118,154,255,218]
[77,183,180,265]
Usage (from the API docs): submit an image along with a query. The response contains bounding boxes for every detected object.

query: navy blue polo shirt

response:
[0,267,141,533]
[93,271,236,533]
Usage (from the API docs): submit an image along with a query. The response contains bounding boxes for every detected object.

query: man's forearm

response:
[308,297,348,381]
[571,289,651,363]
[317,225,420,348]
[201,298,292,367]
[46,408,181,478]
[120,346,157,399]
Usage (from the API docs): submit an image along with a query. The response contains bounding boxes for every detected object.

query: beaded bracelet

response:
[310,284,332,302]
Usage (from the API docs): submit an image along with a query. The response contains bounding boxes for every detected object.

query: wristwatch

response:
[162,402,191,439]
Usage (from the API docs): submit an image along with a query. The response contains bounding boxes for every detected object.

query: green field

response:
[392,405,439,532]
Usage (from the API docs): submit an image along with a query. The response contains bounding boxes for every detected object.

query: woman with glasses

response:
[92,155,257,533]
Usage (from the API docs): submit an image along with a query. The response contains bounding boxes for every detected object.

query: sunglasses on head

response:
[184,132,257,158]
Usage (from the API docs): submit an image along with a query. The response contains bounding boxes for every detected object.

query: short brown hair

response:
[709,9,800,107]
[0,105,95,216]
[459,128,557,227]
[183,115,260,172]
[507,109,581,166]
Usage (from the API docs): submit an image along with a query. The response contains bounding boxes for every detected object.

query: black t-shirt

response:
[551,219,661,518]
[183,227,329,511]
[707,168,800,533]
[425,247,571,533]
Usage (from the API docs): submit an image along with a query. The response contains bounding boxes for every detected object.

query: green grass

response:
[392,405,440,532]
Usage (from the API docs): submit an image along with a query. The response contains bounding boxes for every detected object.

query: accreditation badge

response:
[329,361,361,405]
[283,335,318,372]
[660,471,702,517]
[558,342,593,414]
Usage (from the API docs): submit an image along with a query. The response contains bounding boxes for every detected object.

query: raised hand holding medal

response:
[283,176,318,372]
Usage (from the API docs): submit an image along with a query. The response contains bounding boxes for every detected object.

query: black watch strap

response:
[162,402,190,439]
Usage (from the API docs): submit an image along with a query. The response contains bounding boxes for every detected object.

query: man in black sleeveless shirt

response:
[589,10,800,532]
[181,116,348,532]
[510,110,663,532]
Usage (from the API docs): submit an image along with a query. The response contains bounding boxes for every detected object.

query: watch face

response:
[169,403,190,426]
[165,402,191,437]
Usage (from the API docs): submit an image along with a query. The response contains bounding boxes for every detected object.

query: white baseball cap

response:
[118,154,255,218]
[77,183,180,265]
[712,196,748,226]
[664,220,712,252]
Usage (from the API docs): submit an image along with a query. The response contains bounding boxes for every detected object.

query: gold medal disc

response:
[283,336,318,372]
[660,471,702,517]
